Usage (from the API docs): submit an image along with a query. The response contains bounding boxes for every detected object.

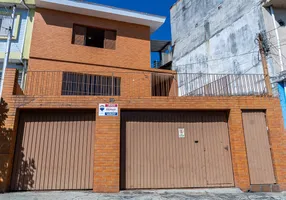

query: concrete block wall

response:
[170,0,277,76]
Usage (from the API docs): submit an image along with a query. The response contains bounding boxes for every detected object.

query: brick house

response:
[0,0,286,194]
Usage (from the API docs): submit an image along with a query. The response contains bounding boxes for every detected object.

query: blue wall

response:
[278,82,286,129]
[0,8,28,58]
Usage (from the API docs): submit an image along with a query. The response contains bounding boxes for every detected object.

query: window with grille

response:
[62,72,121,96]
[72,24,116,50]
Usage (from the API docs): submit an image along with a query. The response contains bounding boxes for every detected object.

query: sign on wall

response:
[99,104,118,116]
[178,128,185,138]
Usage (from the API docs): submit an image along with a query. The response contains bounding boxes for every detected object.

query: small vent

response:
[278,19,285,27]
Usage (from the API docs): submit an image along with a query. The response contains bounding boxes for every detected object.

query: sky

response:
[88,0,178,66]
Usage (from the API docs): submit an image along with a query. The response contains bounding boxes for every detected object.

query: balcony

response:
[13,71,272,99]
[151,40,172,70]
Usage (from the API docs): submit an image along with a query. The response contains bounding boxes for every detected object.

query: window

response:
[0,13,21,39]
[278,19,285,27]
[62,72,121,96]
[0,15,11,36]
[72,24,117,50]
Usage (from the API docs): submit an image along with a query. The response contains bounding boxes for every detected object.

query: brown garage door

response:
[242,111,275,184]
[11,110,95,191]
[121,111,234,189]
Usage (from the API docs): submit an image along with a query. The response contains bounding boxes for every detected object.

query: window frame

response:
[61,72,121,96]
[72,24,117,50]
[0,12,21,40]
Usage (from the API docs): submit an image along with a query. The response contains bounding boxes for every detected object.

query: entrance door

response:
[242,111,275,184]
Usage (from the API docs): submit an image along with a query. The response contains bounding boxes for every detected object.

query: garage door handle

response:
[224,146,229,151]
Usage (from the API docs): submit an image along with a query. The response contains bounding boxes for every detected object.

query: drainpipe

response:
[20,0,29,60]
[270,6,284,72]
[20,59,27,89]
[20,0,29,88]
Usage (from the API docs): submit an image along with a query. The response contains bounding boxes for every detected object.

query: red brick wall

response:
[30,8,151,70]
[0,69,19,192]
[94,113,120,192]
[26,59,176,97]
[2,77,286,193]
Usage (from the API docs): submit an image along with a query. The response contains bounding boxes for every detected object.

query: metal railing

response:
[177,73,269,96]
[23,71,177,97]
[20,71,270,98]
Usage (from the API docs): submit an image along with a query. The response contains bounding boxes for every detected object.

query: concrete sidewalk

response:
[0,189,286,200]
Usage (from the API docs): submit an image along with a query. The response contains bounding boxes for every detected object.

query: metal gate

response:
[11,110,95,191]
[242,111,275,184]
[120,111,234,189]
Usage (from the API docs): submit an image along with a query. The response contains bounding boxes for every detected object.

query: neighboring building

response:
[151,40,173,69]
[170,0,286,96]
[0,0,35,87]
[0,0,286,194]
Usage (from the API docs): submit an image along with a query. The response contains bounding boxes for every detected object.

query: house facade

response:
[0,0,35,87]
[0,0,286,194]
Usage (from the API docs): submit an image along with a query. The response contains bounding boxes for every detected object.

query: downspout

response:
[270,6,284,72]
[20,59,26,89]
[20,0,29,59]
[20,0,29,88]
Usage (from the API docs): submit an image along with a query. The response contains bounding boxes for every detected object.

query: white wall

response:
[0,8,28,63]
[170,0,278,96]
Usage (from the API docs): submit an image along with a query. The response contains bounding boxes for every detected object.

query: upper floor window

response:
[72,24,117,50]
[0,13,20,39]
[0,15,11,36]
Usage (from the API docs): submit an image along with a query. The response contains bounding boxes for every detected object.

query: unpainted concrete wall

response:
[262,7,286,73]
[171,0,272,75]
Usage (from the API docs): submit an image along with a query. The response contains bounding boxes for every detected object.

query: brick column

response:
[2,69,17,97]
[0,69,18,192]
[94,109,120,193]
[266,105,286,190]
[228,109,250,191]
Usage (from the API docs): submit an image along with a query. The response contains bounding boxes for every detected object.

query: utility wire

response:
[268,41,286,69]
[172,50,258,68]
[265,25,281,34]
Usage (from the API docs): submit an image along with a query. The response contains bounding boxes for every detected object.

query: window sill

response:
[72,43,116,50]
[0,12,21,41]
[0,36,18,40]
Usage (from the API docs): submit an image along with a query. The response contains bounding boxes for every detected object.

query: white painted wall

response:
[262,7,286,73]
[171,0,278,96]
[0,8,28,62]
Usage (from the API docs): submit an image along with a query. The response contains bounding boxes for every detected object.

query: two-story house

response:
[0,0,35,88]
[0,0,286,194]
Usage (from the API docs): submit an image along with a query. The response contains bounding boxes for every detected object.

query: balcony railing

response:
[20,71,271,98]
[177,73,270,96]
[23,71,178,97]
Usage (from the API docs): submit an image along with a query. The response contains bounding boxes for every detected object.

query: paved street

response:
[1,189,286,200]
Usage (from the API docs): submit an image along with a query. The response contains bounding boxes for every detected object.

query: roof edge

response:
[35,0,166,33]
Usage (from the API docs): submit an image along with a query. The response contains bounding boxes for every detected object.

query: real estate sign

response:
[99,103,118,116]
